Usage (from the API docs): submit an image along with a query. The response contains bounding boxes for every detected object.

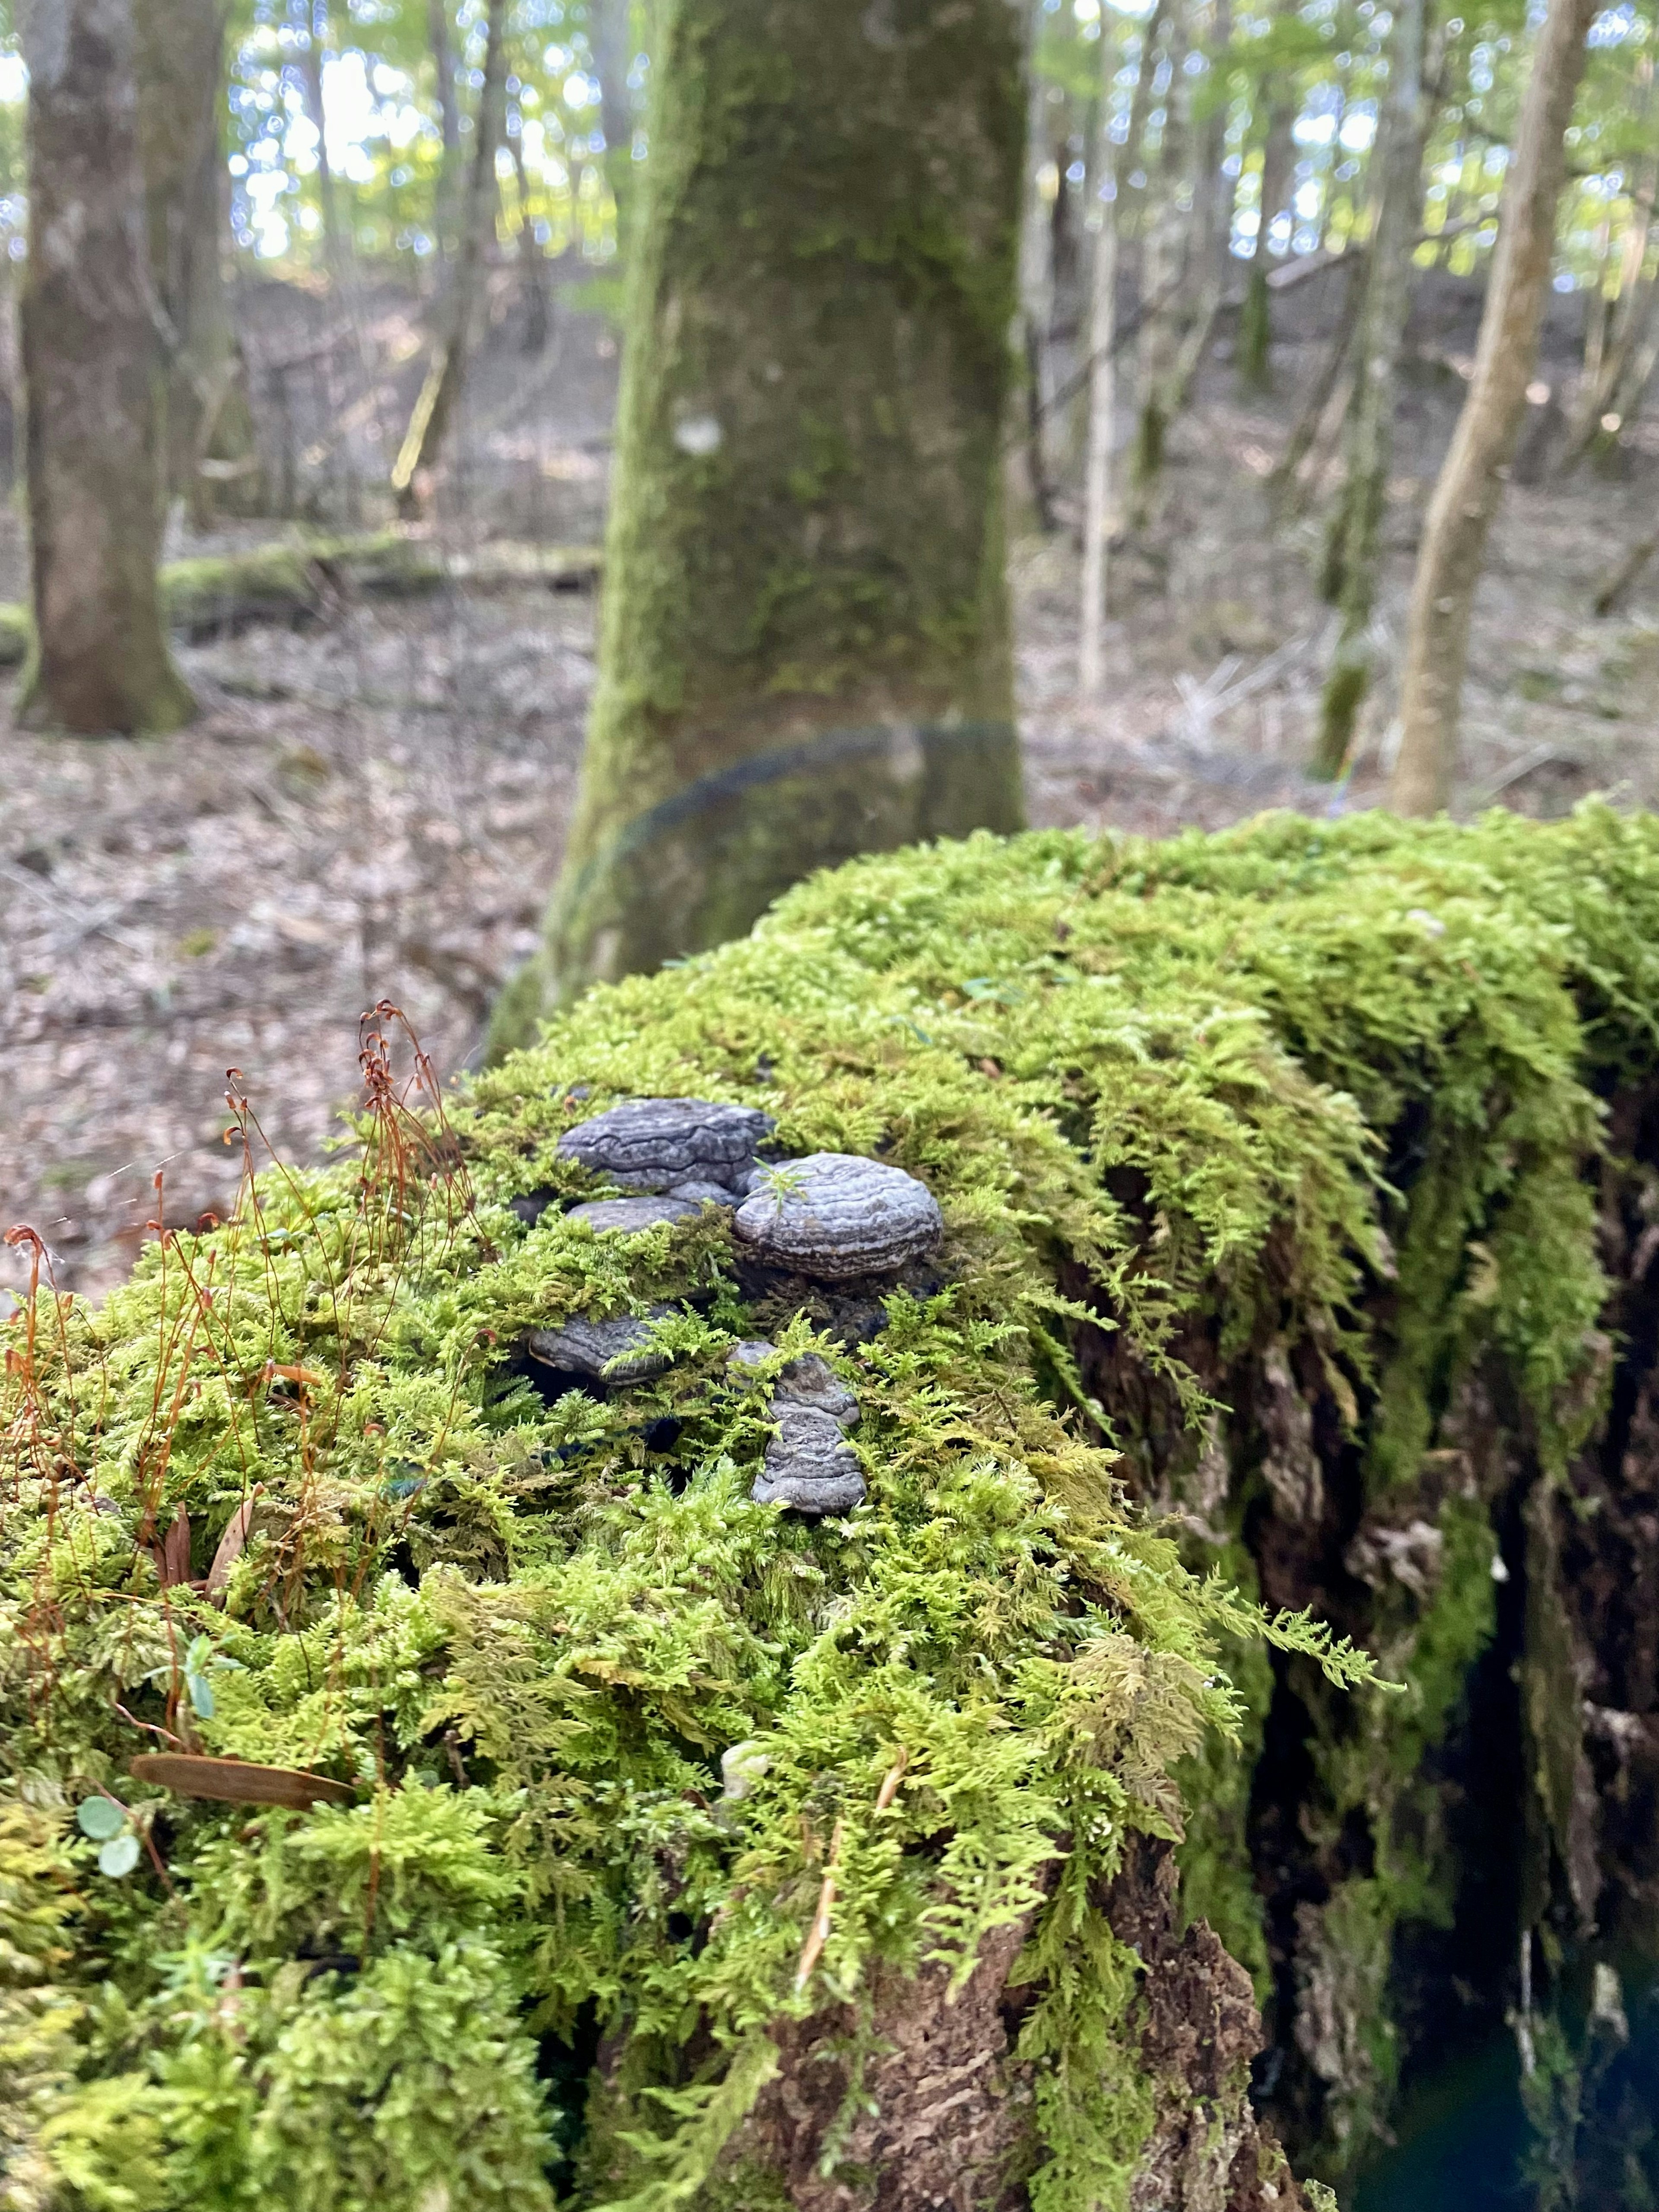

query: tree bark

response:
[510,0,1026,1023]
[16,0,194,735]
[1079,17,1121,696]
[133,0,261,525]
[1391,0,1600,815]
[1313,0,1431,777]
[390,0,508,517]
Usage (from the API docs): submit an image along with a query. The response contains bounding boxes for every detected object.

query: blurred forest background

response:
[5,0,1659,1295]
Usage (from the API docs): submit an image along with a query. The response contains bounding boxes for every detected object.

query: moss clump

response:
[5,804,1659,2209]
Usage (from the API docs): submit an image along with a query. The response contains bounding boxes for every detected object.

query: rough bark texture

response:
[1313,0,1430,776]
[391,0,508,516]
[1106,1838,1311,2212]
[724,1851,1306,2212]
[512,0,1026,1023]
[1391,0,1599,815]
[134,0,261,523]
[16,0,195,735]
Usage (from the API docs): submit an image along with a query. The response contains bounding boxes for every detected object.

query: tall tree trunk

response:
[589,0,636,251]
[1312,0,1431,777]
[427,0,461,261]
[16,0,194,735]
[296,1,346,284]
[1238,5,1297,391]
[1560,66,1657,467]
[501,0,1026,1032]
[511,132,550,356]
[133,0,261,526]
[390,0,508,517]
[1130,0,1193,528]
[1391,0,1599,815]
[1017,2,1058,533]
[1080,15,1121,696]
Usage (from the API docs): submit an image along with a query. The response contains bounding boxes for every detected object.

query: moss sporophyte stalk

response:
[5,805,1659,2209]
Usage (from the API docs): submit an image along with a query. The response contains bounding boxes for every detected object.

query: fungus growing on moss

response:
[7,804,1659,2209]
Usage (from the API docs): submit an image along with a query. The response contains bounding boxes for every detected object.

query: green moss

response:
[7,804,1659,2206]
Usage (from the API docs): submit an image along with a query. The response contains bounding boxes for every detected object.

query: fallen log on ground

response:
[0,532,602,665]
[5,804,1659,2210]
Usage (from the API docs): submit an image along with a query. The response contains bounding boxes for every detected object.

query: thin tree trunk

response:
[1270,264,1360,512]
[1391,0,1599,814]
[134,0,262,525]
[16,0,194,734]
[499,0,1026,1033]
[1313,0,1431,775]
[297,3,346,284]
[1168,0,1234,411]
[427,0,461,262]
[1017,1,1058,533]
[391,0,508,517]
[511,133,550,356]
[1238,1,1297,391]
[589,0,636,250]
[1560,70,1657,466]
[1080,15,1121,696]
[1130,0,1192,527]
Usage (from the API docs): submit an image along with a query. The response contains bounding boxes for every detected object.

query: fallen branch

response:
[0,533,602,667]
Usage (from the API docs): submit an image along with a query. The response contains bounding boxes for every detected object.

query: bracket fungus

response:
[525,1306,677,1382]
[733,1154,944,1280]
[556,1096,775,1195]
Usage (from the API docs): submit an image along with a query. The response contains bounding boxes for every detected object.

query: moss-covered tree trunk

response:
[134,0,262,525]
[512,0,1026,1023]
[16,0,195,736]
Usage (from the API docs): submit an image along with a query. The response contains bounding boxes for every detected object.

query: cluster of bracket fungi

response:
[519,1098,944,1516]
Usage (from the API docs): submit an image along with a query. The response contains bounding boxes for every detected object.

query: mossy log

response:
[6,807,1659,2210]
[0,535,602,667]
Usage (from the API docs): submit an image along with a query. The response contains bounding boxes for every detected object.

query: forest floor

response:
[5,265,1658,1300]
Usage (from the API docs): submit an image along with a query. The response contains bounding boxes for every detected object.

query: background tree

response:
[390,0,509,515]
[17,0,194,734]
[1392,0,1601,814]
[1312,0,1433,776]
[502,0,1027,1026]
[134,0,263,524]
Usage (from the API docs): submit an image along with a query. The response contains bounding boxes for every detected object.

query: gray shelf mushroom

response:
[557,1098,775,1195]
[526,1307,677,1382]
[733,1344,867,1516]
[733,1154,943,1281]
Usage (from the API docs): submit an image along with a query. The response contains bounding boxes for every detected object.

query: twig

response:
[793,1818,845,1992]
